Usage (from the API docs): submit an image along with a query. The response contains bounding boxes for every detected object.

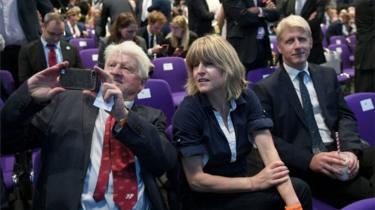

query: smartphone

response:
[59,68,99,91]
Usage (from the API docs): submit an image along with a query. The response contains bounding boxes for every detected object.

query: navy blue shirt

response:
[173,89,273,177]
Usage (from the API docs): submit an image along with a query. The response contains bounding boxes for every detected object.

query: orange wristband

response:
[285,203,303,210]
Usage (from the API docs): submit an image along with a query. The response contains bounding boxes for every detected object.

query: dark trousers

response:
[0,45,21,87]
[355,68,375,92]
[182,178,312,210]
[306,147,375,208]
[249,147,375,208]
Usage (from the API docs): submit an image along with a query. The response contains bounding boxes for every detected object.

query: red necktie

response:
[47,44,57,67]
[93,116,138,210]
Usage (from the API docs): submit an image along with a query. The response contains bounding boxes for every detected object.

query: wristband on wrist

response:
[285,203,303,210]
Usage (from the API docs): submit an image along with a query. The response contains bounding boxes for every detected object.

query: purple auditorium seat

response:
[31,148,42,184]
[135,79,175,126]
[79,48,99,68]
[328,44,354,77]
[341,198,375,210]
[0,70,16,99]
[329,35,348,46]
[69,38,97,51]
[313,198,338,210]
[151,57,188,106]
[344,92,375,146]
[0,155,16,189]
[247,67,278,86]
[269,35,279,54]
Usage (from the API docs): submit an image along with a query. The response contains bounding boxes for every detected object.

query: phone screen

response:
[59,68,99,91]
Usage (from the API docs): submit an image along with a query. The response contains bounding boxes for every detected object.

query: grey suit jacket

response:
[277,0,326,64]
[253,64,364,176]
[1,84,177,210]
[17,0,53,42]
[99,0,135,37]
[354,0,375,70]
[18,39,81,84]
[223,0,279,67]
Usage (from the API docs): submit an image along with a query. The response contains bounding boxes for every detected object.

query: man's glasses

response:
[46,31,64,37]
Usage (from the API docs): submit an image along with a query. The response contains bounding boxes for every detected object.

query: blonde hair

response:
[104,41,153,81]
[276,15,312,41]
[166,15,190,51]
[65,6,81,17]
[185,35,247,100]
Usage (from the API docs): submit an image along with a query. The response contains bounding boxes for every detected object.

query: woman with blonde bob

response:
[172,35,312,210]
[163,15,197,57]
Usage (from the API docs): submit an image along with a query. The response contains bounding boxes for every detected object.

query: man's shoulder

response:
[22,39,42,50]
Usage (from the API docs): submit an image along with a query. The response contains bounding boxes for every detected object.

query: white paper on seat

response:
[360,98,374,112]
[79,41,88,47]
[336,47,342,54]
[137,88,151,99]
[92,54,98,61]
[163,63,174,71]
[262,74,271,78]
[336,40,342,44]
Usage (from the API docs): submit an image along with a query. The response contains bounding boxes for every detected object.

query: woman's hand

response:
[251,161,289,190]
[27,62,69,103]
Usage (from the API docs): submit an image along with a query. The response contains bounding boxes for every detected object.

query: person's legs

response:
[355,68,375,92]
[306,147,375,209]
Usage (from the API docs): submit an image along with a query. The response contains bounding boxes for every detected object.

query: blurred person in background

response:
[354,0,374,92]
[163,15,197,58]
[98,12,146,68]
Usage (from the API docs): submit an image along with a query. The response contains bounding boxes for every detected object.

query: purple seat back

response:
[0,70,16,97]
[135,79,175,126]
[151,57,188,93]
[328,43,352,69]
[31,148,41,184]
[344,92,375,146]
[313,198,338,210]
[329,35,348,45]
[269,35,279,54]
[0,155,16,189]
[247,67,278,84]
[342,198,375,210]
[79,48,99,68]
[69,38,97,51]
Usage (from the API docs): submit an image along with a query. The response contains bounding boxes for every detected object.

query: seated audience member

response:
[18,12,81,84]
[163,15,197,58]
[85,6,101,30]
[1,41,177,210]
[172,35,312,210]
[326,10,355,44]
[98,12,147,68]
[64,6,88,41]
[137,11,167,58]
[253,15,375,208]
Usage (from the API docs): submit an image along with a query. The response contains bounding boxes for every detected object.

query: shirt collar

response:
[124,100,134,109]
[283,62,310,82]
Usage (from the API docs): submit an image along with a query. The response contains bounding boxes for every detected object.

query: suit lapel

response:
[81,95,99,178]
[279,68,307,127]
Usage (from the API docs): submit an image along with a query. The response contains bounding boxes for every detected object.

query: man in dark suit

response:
[137,11,167,58]
[354,0,374,92]
[1,41,177,210]
[18,12,81,84]
[252,15,375,208]
[223,0,280,71]
[187,0,215,37]
[277,0,327,64]
[98,0,135,37]
[0,0,53,86]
